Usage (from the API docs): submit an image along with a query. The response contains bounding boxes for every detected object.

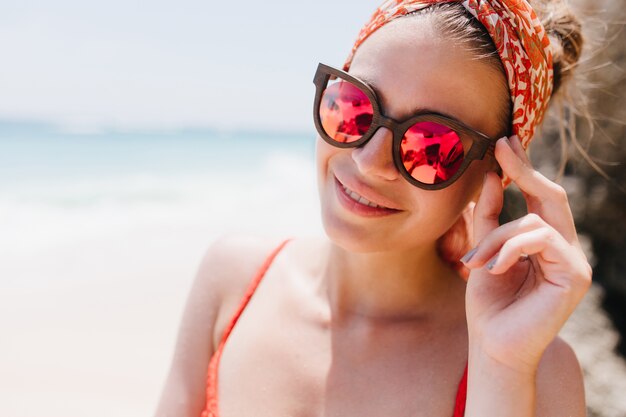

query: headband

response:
[343,0,554,160]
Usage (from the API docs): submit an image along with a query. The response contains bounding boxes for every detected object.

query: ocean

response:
[0,124,323,259]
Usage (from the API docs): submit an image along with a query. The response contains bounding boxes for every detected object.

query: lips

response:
[333,175,402,214]
[339,181,388,209]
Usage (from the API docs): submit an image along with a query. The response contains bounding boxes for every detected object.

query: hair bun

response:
[531,0,584,96]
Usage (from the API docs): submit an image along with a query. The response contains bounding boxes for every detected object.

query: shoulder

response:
[197,234,291,306]
[198,234,326,297]
[204,234,329,344]
[198,235,294,347]
[535,336,586,417]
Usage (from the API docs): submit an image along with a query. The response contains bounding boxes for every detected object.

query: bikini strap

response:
[452,361,468,417]
[203,238,292,417]
[216,238,292,346]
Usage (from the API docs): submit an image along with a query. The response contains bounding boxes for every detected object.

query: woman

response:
[156,1,591,416]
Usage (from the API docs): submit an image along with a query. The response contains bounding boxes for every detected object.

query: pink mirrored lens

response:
[319,80,373,143]
[400,122,465,184]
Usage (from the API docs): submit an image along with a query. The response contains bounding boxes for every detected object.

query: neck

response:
[320,239,464,324]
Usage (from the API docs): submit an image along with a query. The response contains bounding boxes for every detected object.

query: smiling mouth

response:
[334,176,401,213]
[340,182,390,209]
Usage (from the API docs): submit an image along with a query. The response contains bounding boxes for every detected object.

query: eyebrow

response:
[351,72,468,125]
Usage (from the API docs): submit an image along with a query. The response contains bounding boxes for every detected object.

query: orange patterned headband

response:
[343,0,554,152]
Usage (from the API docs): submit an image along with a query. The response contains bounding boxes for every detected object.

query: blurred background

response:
[0,1,624,416]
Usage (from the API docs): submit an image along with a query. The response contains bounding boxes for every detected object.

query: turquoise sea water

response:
[0,122,323,255]
[0,123,315,183]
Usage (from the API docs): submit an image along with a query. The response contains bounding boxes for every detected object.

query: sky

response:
[0,0,381,133]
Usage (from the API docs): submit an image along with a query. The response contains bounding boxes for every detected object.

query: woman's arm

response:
[535,337,586,416]
[153,235,283,417]
[153,240,225,417]
[467,336,585,417]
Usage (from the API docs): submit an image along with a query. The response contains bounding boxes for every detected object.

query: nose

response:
[351,127,400,181]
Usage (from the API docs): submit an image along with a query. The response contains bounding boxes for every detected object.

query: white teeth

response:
[341,183,386,209]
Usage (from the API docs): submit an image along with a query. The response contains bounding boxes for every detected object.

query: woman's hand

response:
[461,135,592,375]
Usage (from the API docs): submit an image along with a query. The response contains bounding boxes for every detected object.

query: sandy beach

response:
[2,227,213,417]
[0,204,322,416]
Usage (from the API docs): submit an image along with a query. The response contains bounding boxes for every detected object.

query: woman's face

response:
[316,15,509,253]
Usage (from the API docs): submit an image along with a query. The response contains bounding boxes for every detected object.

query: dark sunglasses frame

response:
[313,62,497,190]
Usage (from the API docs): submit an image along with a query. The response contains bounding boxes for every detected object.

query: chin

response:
[320,212,388,253]
[320,211,444,255]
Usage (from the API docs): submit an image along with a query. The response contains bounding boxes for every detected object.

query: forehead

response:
[348,15,507,138]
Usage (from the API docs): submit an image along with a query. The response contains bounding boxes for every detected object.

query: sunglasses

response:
[313,63,497,190]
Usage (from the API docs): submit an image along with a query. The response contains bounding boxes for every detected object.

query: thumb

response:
[472,171,503,246]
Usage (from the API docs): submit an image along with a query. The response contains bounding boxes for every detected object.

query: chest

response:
[214,281,468,417]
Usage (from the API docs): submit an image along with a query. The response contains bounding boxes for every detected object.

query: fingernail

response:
[461,247,478,264]
[487,255,498,270]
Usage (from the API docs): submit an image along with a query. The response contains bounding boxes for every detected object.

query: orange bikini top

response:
[201,239,468,417]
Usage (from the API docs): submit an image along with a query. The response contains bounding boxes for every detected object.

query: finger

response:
[486,227,569,276]
[507,135,540,209]
[508,134,532,166]
[495,137,578,243]
[462,212,546,268]
[495,137,557,204]
[472,171,503,245]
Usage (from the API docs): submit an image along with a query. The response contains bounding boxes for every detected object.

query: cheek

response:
[315,137,328,174]
[315,137,334,204]
[315,136,341,186]
[407,163,485,233]
[408,190,466,234]
[462,157,492,202]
